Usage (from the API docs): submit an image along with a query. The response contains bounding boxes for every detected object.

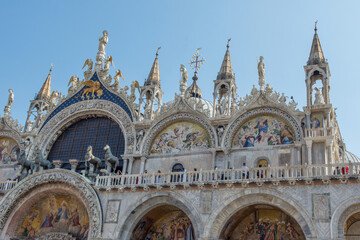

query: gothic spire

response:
[307,22,326,65]
[35,65,52,100]
[217,38,234,80]
[144,47,161,87]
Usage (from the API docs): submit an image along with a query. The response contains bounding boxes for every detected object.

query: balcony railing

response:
[0,180,17,193]
[305,127,333,138]
[95,163,360,188]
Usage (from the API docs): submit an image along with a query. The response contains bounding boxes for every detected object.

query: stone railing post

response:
[199,169,203,182]
[53,160,62,169]
[69,159,79,172]
[305,140,312,165]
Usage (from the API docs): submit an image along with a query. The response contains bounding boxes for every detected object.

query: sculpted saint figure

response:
[98,30,108,52]
[179,64,188,96]
[314,87,325,104]
[258,56,265,80]
[6,89,14,107]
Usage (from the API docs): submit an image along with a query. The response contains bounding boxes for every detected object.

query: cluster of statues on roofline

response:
[16,144,121,178]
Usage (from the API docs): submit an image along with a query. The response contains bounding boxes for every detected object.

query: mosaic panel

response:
[41,73,132,130]
[233,115,295,148]
[131,211,194,240]
[17,194,89,240]
[150,121,211,154]
[0,137,19,165]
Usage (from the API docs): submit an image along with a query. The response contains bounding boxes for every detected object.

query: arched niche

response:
[114,193,202,240]
[203,189,316,239]
[35,100,136,158]
[47,117,125,172]
[219,204,306,240]
[223,108,302,149]
[0,169,103,240]
[142,113,216,155]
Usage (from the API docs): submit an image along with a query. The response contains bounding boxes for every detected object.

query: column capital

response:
[326,138,333,147]
[141,156,147,162]
[305,140,312,148]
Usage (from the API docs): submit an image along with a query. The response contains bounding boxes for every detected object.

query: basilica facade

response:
[0,26,359,240]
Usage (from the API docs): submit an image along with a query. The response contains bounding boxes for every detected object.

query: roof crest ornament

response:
[227,38,231,49]
[315,20,318,33]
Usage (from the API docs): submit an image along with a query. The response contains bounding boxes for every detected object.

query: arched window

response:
[257,159,268,168]
[172,163,184,172]
[48,117,125,172]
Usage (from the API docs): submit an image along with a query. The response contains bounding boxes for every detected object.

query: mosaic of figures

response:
[223,209,305,240]
[150,121,210,154]
[132,211,194,240]
[17,194,89,240]
[233,115,295,148]
[0,137,19,165]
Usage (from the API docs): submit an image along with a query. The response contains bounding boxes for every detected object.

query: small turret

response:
[213,39,237,117]
[138,48,163,121]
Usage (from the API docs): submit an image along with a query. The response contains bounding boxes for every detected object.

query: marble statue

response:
[136,129,145,151]
[251,85,258,96]
[6,89,14,107]
[85,146,101,173]
[104,145,119,173]
[265,84,273,96]
[25,120,33,132]
[111,69,124,92]
[279,93,287,104]
[68,75,80,95]
[34,149,52,171]
[288,98,298,111]
[129,80,140,103]
[258,56,265,80]
[179,64,188,96]
[314,87,325,104]
[49,90,59,106]
[4,89,14,116]
[144,101,152,120]
[82,58,93,79]
[98,30,108,53]
[257,56,266,91]
[237,97,245,107]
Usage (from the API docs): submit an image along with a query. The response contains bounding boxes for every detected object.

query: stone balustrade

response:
[0,180,17,193]
[95,162,360,189]
[305,127,333,138]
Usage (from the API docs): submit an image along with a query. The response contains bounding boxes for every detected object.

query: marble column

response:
[127,157,134,174]
[122,158,128,174]
[211,150,216,169]
[305,140,312,165]
[140,156,147,174]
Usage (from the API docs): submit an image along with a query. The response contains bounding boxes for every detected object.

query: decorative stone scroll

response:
[0,169,103,238]
[224,107,302,148]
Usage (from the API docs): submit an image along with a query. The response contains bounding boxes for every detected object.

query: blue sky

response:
[1,1,360,156]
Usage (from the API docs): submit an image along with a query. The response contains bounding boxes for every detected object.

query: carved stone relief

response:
[105,200,121,223]
[200,190,213,214]
[312,193,330,220]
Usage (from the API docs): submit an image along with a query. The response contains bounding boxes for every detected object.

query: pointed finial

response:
[156,47,161,57]
[314,20,318,33]
[227,38,231,49]
[50,64,53,73]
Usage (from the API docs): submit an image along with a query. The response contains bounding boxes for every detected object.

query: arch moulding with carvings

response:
[141,112,217,155]
[203,188,317,239]
[222,106,303,148]
[35,100,136,157]
[114,191,202,240]
[0,169,103,239]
